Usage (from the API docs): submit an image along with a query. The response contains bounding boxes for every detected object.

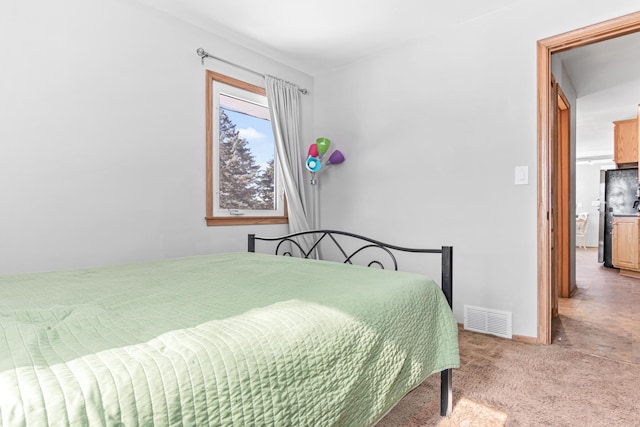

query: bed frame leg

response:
[440,368,452,416]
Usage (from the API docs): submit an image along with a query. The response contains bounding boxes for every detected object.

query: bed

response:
[0,230,459,426]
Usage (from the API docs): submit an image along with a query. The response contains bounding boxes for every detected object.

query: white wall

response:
[0,0,313,274]
[313,0,640,338]
[576,163,610,247]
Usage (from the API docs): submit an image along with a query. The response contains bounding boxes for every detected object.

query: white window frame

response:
[205,71,287,226]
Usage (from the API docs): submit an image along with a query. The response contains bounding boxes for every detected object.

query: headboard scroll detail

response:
[247,229,453,308]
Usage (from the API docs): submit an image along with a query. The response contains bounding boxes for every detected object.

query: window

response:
[205,71,287,226]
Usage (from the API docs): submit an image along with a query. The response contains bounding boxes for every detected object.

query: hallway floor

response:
[552,247,639,365]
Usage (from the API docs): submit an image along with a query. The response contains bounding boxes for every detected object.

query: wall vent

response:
[464,305,512,339]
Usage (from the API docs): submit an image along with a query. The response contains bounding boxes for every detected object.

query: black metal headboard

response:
[247,229,453,309]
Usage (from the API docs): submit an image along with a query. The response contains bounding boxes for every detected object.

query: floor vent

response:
[464,305,512,339]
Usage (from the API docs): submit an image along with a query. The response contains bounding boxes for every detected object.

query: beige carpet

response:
[377,329,640,426]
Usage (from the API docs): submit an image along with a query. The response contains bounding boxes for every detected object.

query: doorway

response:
[537,11,640,344]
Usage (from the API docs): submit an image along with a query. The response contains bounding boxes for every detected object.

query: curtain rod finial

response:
[196,48,208,65]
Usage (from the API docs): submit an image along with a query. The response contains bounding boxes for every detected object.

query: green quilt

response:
[0,252,459,426]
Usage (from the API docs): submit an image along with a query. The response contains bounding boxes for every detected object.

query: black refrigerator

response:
[599,168,639,267]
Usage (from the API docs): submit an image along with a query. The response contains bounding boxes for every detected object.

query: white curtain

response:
[265,76,314,253]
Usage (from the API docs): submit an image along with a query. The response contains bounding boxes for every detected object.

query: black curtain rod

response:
[196,48,308,95]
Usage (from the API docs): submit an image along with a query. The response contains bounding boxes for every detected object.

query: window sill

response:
[205,216,288,226]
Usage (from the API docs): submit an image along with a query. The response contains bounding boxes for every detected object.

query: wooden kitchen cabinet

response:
[612,216,640,278]
[613,118,638,166]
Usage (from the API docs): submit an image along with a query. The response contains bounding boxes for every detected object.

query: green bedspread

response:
[0,252,459,426]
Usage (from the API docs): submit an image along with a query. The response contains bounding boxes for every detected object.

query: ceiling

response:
[133,0,640,159]
[133,0,519,73]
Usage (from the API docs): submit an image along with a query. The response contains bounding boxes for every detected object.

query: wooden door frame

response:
[555,83,571,299]
[549,77,571,319]
[537,11,640,344]
[549,74,559,319]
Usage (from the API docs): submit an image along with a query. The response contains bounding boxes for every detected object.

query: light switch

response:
[515,166,528,185]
